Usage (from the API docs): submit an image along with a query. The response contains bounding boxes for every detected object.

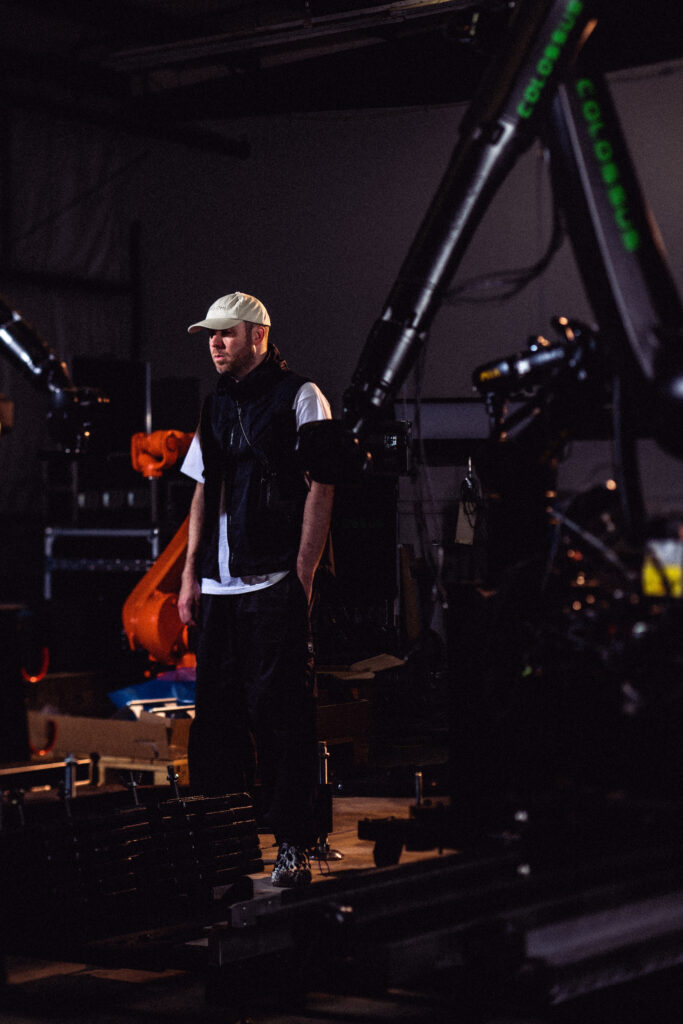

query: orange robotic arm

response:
[122,430,196,666]
[131,429,194,478]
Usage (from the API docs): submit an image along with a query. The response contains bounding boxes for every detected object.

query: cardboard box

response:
[96,755,189,788]
[167,716,191,755]
[27,710,177,762]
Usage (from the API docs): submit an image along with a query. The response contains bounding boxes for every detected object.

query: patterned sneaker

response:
[270,842,312,888]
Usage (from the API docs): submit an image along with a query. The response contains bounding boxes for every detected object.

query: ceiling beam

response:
[104,0,480,72]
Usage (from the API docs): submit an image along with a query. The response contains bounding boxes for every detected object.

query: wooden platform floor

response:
[6,791,683,1023]
[2,794,461,1024]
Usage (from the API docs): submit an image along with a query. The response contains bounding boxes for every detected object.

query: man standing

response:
[178,292,334,887]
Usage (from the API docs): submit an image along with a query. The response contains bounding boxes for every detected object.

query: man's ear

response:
[252,324,267,348]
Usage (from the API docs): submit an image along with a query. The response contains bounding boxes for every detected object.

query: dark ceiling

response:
[3,0,683,155]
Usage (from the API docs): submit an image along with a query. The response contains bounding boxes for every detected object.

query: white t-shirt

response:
[181,380,331,595]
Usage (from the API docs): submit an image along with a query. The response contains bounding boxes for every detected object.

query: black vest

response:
[197,348,309,581]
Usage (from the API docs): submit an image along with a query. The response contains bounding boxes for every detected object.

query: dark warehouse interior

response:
[1,1,683,1021]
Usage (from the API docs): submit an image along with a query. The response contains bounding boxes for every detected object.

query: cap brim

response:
[187,317,243,334]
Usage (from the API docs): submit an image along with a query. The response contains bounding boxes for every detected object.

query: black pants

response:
[187,573,318,847]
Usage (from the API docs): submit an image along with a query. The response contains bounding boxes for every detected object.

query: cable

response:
[443,171,566,305]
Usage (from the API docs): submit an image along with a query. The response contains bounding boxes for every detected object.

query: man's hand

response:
[178,575,201,627]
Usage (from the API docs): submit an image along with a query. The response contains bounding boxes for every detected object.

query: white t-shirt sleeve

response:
[294,381,332,427]
[180,432,204,482]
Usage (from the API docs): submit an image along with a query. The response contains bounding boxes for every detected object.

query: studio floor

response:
[6,789,683,1024]
[1,793,466,1024]
[7,644,683,1022]
[1,634,462,1022]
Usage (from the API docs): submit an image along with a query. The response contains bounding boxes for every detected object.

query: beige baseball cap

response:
[187,291,271,333]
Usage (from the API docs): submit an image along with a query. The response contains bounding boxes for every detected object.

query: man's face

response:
[208,321,259,379]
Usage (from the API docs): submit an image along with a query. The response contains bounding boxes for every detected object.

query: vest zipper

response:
[236,402,251,448]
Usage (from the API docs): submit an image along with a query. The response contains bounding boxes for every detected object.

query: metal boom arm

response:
[342,0,596,439]
[341,0,683,462]
[0,295,108,453]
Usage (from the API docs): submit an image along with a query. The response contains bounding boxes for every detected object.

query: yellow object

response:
[642,540,683,598]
